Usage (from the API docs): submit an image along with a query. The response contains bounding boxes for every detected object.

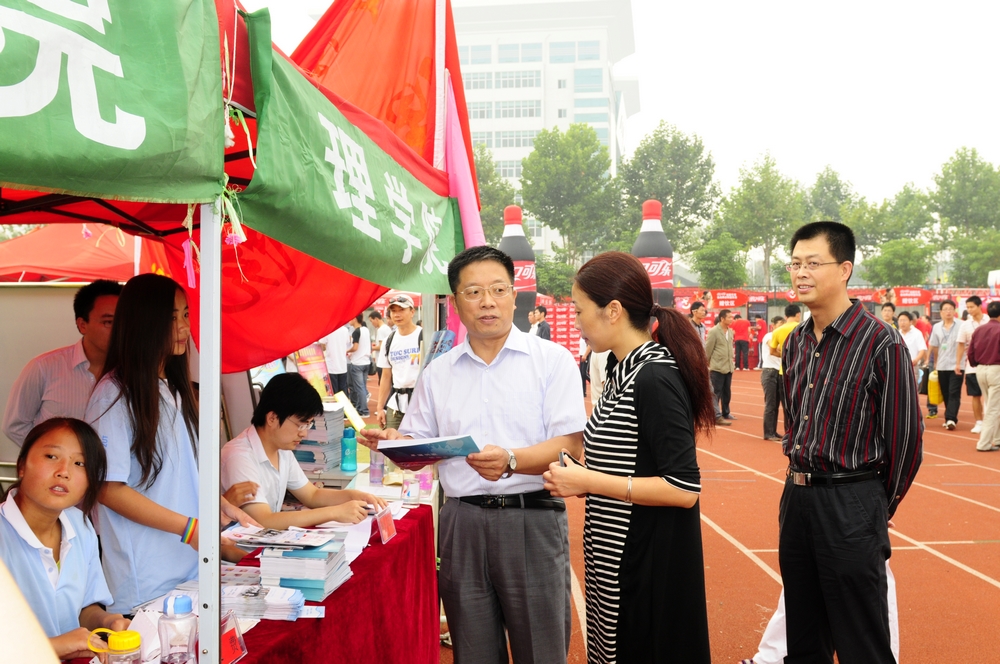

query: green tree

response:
[716,153,805,291]
[949,229,1000,286]
[807,166,855,222]
[842,184,935,260]
[692,232,747,288]
[472,143,517,246]
[616,121,719,253]
[520,124,617,263]
[931,147,1000,242]
[862,238,934,288]
[534,252,577,300]
[0,224,33,242]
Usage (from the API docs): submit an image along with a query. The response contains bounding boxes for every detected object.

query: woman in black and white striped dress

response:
[544,252,714,663]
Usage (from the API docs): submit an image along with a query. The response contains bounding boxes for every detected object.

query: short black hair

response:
[690,301,705,312]
[784,304,802,318]
[967,295,983,307]
[447,246,515,294]
[14,418,107,518]
[897,311,912,322]
[940,299,957,310]
[534,305,547,317]
[368,311,383,320]
[251,373,324,428]
[73,279,122,322]
[882,302,896,312]
[987,301,1000,318]
[789,221,856,268]
[718,308,732,320]
[772,315,786,325]
[755,315,763,320]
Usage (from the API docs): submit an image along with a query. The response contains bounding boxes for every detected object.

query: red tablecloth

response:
[239,505,438,664]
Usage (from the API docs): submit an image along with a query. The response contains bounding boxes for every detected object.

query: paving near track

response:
[441,370,1000,663]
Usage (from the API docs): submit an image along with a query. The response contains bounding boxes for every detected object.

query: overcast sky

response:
[244,0,999,203]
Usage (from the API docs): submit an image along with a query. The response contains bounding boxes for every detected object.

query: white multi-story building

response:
[453,0,640,255]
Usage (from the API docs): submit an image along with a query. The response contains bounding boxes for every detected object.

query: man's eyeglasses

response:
[456,284,514,301]
[289,418,314,431]
[784,261,841,273]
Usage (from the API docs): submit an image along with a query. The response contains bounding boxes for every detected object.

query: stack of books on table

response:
[295,402,345,473]
[259,532,353,602]
[221,585,305,621]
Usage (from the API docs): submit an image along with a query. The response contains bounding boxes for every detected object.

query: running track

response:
[441,370,1000,662]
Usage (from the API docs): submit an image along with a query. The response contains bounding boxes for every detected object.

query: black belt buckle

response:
[481,495,502,509]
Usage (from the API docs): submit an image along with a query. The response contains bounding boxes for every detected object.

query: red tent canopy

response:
[0,223,172,282]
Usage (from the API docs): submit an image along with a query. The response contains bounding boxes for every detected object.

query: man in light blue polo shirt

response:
[362,246,586,664]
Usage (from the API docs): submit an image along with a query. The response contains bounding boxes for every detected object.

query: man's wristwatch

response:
[501,448,517,479]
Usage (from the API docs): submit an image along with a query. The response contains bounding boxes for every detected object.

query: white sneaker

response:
[942,421,950,428]
[946,420,956,430]
[971,421,983,434]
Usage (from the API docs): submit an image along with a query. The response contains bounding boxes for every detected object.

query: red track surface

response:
[441,370,1000,663]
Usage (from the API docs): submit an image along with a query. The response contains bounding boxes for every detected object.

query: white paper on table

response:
[300,606,326,618]
[129,610,161,662]
[239,618,260,634]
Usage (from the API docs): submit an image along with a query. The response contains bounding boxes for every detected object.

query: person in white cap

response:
[375,294,423,431]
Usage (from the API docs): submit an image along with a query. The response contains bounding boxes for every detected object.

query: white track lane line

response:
[701,513,783,586]
[697,446,1000,591]
[923,450,1000,474]
[571,566,587,654]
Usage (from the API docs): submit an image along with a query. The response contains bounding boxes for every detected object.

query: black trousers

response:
[710,370,733,418]
[779,477,895,664]
[328,372,348,396]
[938,370,963,423]
[761,368,780,438]
[735,340,750,369]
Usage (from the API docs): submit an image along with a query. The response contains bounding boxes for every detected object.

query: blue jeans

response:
[348,364,370,415]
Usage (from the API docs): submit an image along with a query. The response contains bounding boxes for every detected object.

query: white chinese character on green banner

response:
[383,174,423,264]
[419,204,448,275]
[319,113,379,241]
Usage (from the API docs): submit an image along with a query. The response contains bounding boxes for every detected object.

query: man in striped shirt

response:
[779,222,922,663]
[2,280,121,446]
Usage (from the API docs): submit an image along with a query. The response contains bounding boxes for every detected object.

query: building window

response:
[574,98,608,108]
[496,71,541,88]
[521,43,542,62]
[498,44,519,63]
[577,41,600,61]
[496,100,541,118]
[497,160,523,179]
[472,132,492,148]
[595,127,609,146]
[468,102,492,120]
[471,45,491,64]
[574,113,609,123]
[557,108,567,118]
[557,79,567,89]
[525,218,543,238]
[574,69,602,93]
[465,72,492,90]
[497,130,540,148]
[458,46,469,65]
[514,192,523,205]
[550,41,575,63]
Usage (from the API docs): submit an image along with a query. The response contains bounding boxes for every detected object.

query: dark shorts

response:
[966,373,982,397]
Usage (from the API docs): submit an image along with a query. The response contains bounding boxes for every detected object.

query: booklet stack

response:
[259,532,353,602]
[220,585,305,621]
[295,401,345,473]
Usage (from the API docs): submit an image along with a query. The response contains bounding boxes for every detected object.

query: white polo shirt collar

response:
[455,324,530,367]
[0,489,75,589]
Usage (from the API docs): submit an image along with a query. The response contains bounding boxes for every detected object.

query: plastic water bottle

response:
[341,428,358,472]
[401,469,420,507]
[417,466,433,501]
[89,628,141,663]
[369,451,385,485]
[159,594,197,664]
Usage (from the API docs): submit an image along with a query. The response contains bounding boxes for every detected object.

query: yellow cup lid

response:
[108,630,141,651]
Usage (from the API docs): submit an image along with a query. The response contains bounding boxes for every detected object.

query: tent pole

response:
[197,199,222,662]
[431,0,447,170]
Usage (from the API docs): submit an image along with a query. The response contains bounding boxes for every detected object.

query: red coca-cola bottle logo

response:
[514,261,536,290]
[639,257,673,288]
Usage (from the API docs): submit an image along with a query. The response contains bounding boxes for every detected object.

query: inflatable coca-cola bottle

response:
[497,205,537,332]
[631,199,674,307]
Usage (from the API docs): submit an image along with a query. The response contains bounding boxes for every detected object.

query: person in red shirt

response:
[730,313,752,370]
[914,313,932,343]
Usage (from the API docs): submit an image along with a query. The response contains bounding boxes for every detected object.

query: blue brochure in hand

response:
[378,435,481,470]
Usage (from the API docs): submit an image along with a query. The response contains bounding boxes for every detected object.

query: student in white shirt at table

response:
[0,418,129,661]
[3,279,121,446]
[221,372,385,529]
[361,246,586,664]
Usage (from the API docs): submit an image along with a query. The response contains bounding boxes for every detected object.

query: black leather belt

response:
[458,489,565,511]
[787,467,877,487]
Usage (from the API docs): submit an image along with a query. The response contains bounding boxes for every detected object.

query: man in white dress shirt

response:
[361,246,586,664]
[3,280,121,446]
